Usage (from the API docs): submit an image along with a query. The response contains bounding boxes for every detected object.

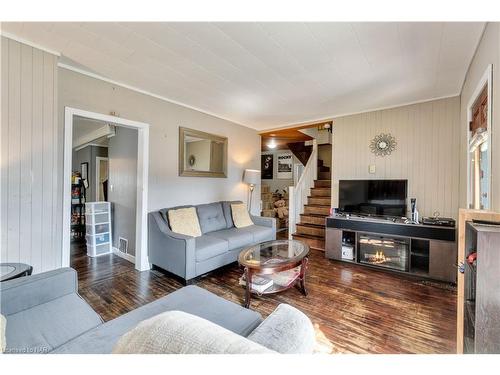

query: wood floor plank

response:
[70,239,456,354]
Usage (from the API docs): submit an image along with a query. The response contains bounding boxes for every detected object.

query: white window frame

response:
[466,64,493,210]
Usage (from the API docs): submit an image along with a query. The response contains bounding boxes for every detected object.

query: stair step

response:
[314,179,331,188]
[296,223,325,237]
[318,171,331,180]
[300,214,327,226]
[310,187,331,197]
[308,196,330,205]
[292,233,325,251]
[318,165,330,172]
[304,204,331,215]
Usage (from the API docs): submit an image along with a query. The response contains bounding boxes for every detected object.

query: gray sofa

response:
[0,268,315,354]
[148,201,276,283]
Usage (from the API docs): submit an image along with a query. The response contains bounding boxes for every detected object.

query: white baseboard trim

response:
[113,247,136,264]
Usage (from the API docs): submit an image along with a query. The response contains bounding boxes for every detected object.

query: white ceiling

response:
[2,22,485,130]
[72,117,105,141]
[72,116,110,147]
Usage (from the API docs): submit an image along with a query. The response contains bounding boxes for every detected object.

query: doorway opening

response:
[96,157,109,202]
[259,122,332,249]
[63,107,149,271]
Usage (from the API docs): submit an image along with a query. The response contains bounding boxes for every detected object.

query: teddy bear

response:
[273,199,289,219]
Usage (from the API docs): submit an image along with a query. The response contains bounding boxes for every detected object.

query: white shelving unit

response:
[85,202,112,257]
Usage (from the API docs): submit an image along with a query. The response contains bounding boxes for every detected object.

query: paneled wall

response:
[332,96,460,219]
[1,37,60,273]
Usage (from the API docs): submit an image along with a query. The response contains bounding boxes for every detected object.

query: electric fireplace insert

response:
[358,234,409,272]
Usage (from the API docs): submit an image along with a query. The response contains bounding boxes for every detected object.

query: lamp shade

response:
[243,169,261,185]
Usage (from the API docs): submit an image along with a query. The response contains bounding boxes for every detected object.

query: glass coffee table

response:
[238,239,309,308]
[0,263,33,282]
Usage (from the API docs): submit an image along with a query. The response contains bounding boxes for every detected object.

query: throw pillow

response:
[0,313,6,353]
[168,207,202,237]
[231,203,253,228]
[112,310,274,354]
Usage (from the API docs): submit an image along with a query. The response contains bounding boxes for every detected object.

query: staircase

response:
[291,160,331,251]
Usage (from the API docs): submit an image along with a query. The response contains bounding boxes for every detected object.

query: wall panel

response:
[332,96,461,219]
[0,37,59,273]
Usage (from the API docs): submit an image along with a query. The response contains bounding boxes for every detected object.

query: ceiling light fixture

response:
[267,139,277,149]
[324,122,333,133]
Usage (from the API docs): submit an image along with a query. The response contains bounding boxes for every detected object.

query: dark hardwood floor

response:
[71,238,457,354]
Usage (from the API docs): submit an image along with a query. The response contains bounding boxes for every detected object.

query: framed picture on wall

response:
[261,154,273,179]
[277,153,293,179]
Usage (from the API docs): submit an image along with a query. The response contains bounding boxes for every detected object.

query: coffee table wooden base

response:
[243,257,308,308]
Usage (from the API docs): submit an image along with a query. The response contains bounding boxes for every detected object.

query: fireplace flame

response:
[368,250,387,264]
[375,251,386,262]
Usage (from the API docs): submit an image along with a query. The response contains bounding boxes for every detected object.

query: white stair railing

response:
[289,139,318,239]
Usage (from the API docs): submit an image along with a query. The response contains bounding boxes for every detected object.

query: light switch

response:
[369,165,376,174]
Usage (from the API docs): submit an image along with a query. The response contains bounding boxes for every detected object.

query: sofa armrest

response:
[148,212,196,280]
[251,215,277,231]
[247,304,316,354]
[0,268,79,316]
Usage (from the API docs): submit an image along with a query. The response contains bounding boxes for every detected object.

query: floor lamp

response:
[243,169,261,213]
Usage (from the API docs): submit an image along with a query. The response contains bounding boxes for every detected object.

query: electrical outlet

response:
[369,165,376,174]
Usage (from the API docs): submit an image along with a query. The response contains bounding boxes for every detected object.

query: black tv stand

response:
[325,214,457,283]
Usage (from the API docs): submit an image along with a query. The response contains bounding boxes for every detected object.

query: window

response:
[467,66,492,210]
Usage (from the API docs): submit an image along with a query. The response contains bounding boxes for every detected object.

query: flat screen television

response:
[338,179,408,217]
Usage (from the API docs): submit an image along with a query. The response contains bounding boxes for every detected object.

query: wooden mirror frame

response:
[179,127,228,178]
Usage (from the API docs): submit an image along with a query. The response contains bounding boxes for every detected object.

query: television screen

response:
[338,179,408,217]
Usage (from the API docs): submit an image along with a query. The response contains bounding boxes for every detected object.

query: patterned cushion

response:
[231,203,253,228]
[112,311,273,354]
[167,207,202,237]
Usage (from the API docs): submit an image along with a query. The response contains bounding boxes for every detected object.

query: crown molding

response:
[0,31,61,56]
[57,62,253,130]
[258,93,461,133]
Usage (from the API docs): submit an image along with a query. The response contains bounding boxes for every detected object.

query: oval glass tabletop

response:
[238,239,309,269]
[0,265,16,278]
[0,263,33,281]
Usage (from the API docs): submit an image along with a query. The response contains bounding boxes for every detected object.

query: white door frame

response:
[95,156,109,202]
[466,64,493,209]
[63,107,150,271]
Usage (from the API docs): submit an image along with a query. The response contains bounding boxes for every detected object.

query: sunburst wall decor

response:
[370,133,396,156]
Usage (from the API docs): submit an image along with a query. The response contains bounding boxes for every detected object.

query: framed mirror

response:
[179,127,228,178]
